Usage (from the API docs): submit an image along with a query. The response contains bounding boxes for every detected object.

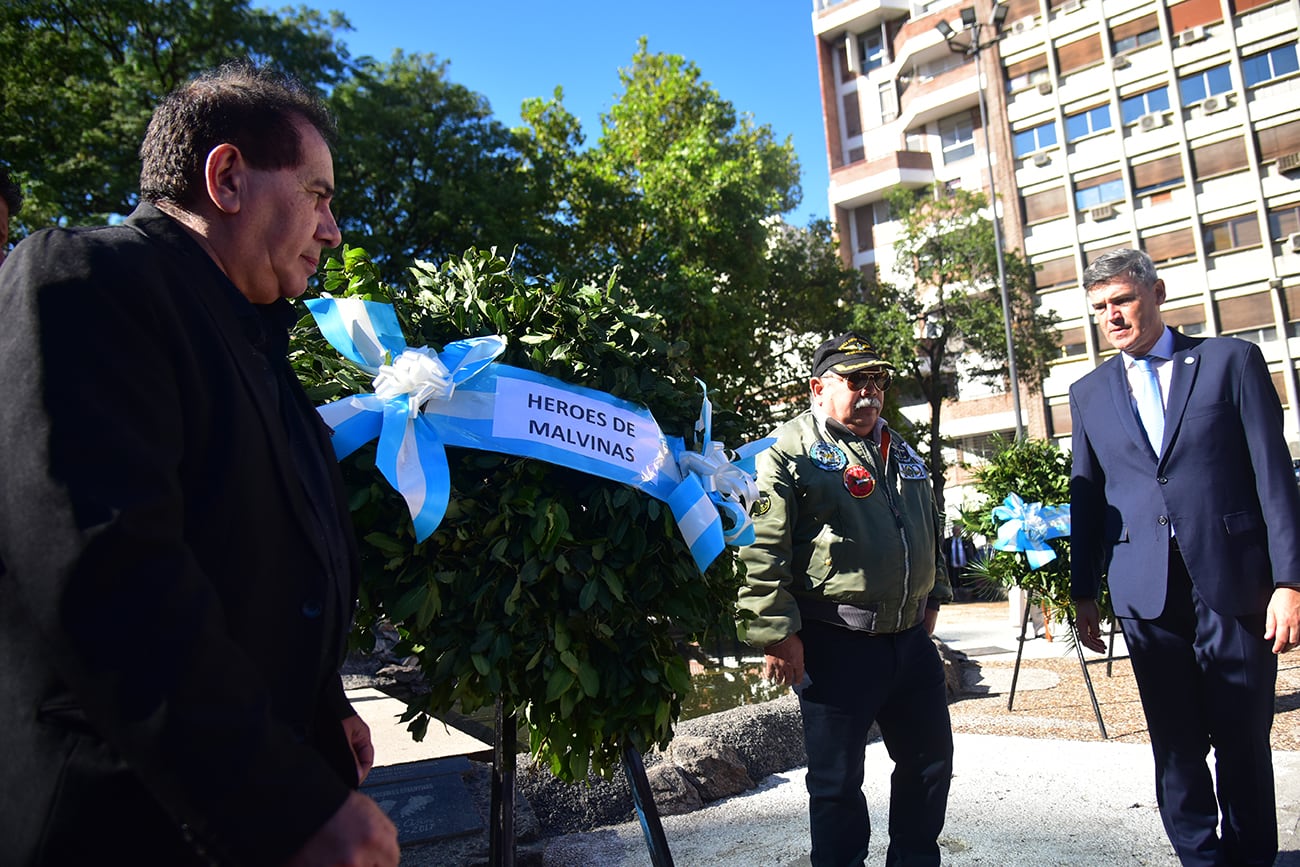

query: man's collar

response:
[812,407,886,444]
[1121,325,1174,365]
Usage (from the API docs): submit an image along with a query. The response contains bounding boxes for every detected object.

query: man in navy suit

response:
[1070,248,1300,866]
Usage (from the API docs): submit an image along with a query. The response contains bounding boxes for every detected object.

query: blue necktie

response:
[1132,356,1165,456]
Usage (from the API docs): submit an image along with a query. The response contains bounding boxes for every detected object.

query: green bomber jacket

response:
[738,409,951,648]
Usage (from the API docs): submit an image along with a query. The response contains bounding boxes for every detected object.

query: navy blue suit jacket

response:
[1070,329,1300,619]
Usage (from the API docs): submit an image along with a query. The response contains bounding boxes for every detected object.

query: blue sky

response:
[282,0,830,226]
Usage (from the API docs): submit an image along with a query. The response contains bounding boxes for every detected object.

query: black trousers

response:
[796,619,953,867]
[1121,546,1278,867]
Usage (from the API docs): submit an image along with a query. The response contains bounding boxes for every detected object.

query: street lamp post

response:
[937,4,1025,440]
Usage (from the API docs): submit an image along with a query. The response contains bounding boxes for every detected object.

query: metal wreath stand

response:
[1005,593,1121,740]
[488,700,676,867]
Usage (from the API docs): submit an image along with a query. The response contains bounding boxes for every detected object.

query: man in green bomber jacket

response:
[739,332,953,867]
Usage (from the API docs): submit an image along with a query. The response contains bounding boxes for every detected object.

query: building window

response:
[1065,105,1112,142]
[1057,33,1103,75]
[1006,55,1049,92]
[1014,121,1057,157]
[1132,154,1185,196]
[1268,203,1300,239]
[939,113,975,164]
[1034,255,1078,289]
[1178,63,1233,104]
[1023,186,1069,223]
[1242,44,1299,87]
[1111,14,1161,54]
[859,30,886,73]
[1075,172,1125,209]
[854,206,875,252]
[1120,87,1170,125]
[1171,0,1225,30]
[1142,227,1197,263]
[1191,136,1249,179]
[1257,120,1300,162]
[1203,214,1262,253]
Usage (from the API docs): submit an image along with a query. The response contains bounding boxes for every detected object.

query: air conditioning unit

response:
[1032,152,1052,167]
[1036,80,1053,94]
[1177,25,1207,46]
[1089,204,1117,221]
[1289,232,1300,253]
[1112,54,1131,69]
[1061,0,1083,12]
[1202,94,1230,114]
[1278,152,1300,173]
[1138,112,1166,131]
[845,33,860,75]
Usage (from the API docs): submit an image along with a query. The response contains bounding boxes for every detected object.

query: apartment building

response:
[813,0,1300,513]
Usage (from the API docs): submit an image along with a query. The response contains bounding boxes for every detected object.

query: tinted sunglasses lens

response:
[849,371,890,390]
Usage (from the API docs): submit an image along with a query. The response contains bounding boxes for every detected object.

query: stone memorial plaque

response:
[362,756,482,845]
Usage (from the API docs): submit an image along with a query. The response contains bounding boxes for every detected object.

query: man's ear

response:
[809,377,824,401]
[204,143,245,215]
[1153,278,1167,305]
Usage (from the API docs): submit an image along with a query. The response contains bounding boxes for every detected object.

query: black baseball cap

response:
[811,332,895,378]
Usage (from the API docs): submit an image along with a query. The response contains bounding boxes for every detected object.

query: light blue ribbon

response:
[991,493,1071,570]
[304,295,506,542]
[305,296,770,572]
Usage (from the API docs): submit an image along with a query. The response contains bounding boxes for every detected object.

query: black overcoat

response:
[0,204,361,865]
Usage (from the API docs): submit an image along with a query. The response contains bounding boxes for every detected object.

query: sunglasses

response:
[827,370,892,391]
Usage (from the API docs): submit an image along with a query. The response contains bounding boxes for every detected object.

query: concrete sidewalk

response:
[538,732,1300,866]
[535,600,1300,865]
[359,599,1300,865]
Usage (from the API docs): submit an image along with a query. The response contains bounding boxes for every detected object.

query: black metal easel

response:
[623,744,677,867]
[486,701,677,866]
[1006,594,1109,739]
[488,697,516,867]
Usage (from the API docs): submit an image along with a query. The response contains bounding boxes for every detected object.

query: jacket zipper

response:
[867,438,911,630]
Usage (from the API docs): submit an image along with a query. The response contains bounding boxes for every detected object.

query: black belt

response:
[798,598,926,634]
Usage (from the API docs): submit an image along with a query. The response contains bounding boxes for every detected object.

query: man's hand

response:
[923,606,939,635]
[1073,598,1106,654]
[763,633,805,687]
[1265,587,1300,654]
[284,790,399,867]
[341,713,375,784]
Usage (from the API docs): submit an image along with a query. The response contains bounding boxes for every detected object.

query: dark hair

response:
[0,166,22,215]
[1082,248,1158,292]
[138,60,336,206]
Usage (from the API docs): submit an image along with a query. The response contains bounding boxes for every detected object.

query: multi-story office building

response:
[813,0,1300,514]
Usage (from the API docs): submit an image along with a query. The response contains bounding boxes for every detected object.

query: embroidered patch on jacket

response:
[843,464,876,498]
[809,440,847,471]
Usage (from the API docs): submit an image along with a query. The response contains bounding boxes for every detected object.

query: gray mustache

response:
[855,397,883,410]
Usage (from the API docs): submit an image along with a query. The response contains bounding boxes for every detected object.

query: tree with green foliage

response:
[0,0,350,230]
[851,186,1060,511]
[327,51,563,284]
[519,41,858,433]
[291,246,750,782]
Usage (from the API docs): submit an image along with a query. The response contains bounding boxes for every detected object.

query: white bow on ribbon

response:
[372,348,454,417]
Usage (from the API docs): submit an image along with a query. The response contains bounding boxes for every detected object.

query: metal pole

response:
[623,743,676,867]
[489,697,516,867]
[970,25,1025,441]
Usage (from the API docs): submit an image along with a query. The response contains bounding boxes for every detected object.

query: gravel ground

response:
[944,636,1300,751]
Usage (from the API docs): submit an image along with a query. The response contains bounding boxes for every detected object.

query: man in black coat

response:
[0,62,399,865]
